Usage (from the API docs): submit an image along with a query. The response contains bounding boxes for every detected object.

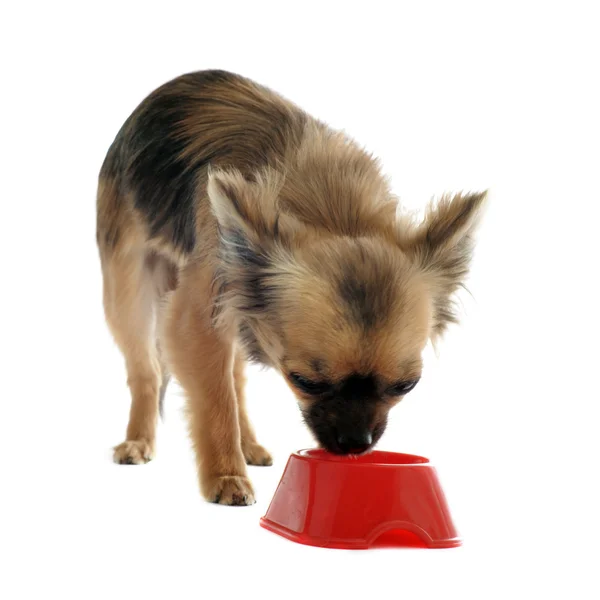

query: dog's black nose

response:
[336,431,373,454]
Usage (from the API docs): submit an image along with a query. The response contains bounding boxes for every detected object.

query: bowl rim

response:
[294,448,431,467]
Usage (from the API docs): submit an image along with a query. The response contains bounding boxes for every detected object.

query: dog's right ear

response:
[208,167,301,245]
[208,168,305,319]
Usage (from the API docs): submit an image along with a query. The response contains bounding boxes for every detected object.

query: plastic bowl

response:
[260,449,461,549]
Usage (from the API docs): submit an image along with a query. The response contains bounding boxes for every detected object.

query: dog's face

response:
[209,168,485,455]
[274,238,431,454]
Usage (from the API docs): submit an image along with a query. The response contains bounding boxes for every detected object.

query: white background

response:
[2,1,599,598]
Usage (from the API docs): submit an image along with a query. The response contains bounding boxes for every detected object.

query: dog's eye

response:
[289,373,331,395]
[385,379,420,396]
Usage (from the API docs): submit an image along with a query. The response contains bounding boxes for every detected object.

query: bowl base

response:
[260,517,462,550]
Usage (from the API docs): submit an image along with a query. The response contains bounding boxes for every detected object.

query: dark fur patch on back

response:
[127,92,201,253]
[100,70,307,254]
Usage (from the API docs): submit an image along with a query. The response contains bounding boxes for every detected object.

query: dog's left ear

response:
[400,191,487,338]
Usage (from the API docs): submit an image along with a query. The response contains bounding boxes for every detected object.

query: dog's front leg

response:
[162,261,255,505]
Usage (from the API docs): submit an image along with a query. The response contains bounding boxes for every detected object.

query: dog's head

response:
[209,166,485,455]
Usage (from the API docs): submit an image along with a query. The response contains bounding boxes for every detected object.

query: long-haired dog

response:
[97,70,485,505]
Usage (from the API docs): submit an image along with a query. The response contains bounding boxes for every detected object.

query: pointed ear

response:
[402,190,487,337]
[208,168,303,320]
[207,167,299,243]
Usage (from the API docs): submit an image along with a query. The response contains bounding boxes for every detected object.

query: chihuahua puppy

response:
[97,70,485,505]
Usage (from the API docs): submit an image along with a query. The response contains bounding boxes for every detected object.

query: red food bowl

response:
[260,449,461,549]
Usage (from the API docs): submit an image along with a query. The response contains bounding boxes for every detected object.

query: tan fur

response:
[97,70,485,504]
[233,353,273,467]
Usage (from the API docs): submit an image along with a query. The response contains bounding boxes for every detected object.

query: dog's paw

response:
[205,475,256,506]
[243,442,273,466]
[113,439,154,465]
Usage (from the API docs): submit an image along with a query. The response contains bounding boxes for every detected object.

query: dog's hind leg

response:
[233,353,273,467]
[102,248,162,465]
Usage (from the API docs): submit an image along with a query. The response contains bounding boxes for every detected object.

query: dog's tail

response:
[159,374,170,421]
